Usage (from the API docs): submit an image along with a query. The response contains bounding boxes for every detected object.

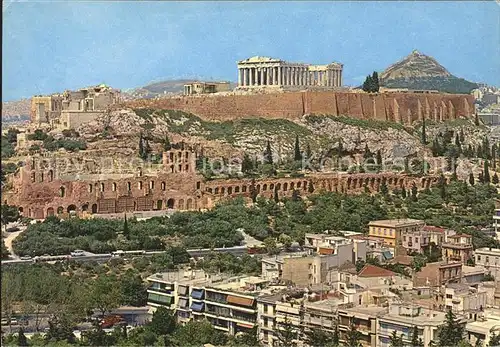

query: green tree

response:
[264,237,279,255]
[489,332,500,347]
[147,306,177,343]
[493,173,499,185]
[380,177,388,196]
[17,327,28,347]
[275,315,297,347]
[304,327,339,347]
[437,308,464,347]
[120,271,147,307]
[241,153,253,175]
[344,322,362,347]
[411,182,418,201]
[294,135,302,161]
[362,75,373,92]
[421,119,427,145]
[372,71,380,92]
[389,330,405,347]
[90,276,123,318]
[274,187,280,203]
[138,133,145,159]
[469,173,475,186]
[1,204,20,224]
[123,214,129,239]
[492,144,497,169]
[376,150,383,168]
[401,186,407,199]
[363,143,372,160]
[163,135,172,151]
[233,326,259,347]
[263,140,273,165]
[172,320,227,346]
[411,326,424,347]
[484,160,491,183]
[1,240,10,259]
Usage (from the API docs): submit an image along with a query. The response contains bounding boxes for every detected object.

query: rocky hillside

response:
[1,99,31,122]
[77,109,432,161]
[380,50,478,94]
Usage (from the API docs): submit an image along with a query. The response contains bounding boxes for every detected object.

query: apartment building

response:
[338,304,385,347]
[466,309,500,346]
[441,234,473,264]
[475,247,500,279]
[414,261,462,287]
[368,219,425,247]
[377,302,467,347]
[444,283,487,315]
[147,270,270,336]
[423,225,455,246]
[401,229,430,253]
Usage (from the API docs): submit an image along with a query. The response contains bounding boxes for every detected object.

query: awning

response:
[227,295,255,307]
[191,302,205,312]
[236,323,254,329]
[191,289,204,300]
[382,251,393,260]
[319,247,334,255]
[148,293,173,305]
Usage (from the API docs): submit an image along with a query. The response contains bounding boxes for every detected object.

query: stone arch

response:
[257,184,261,193]
[364,178,369,186]
[215,187,219,194]
[167,199,175,209]
[178,199,185,210]
[127,182,131,191]
[81,204,89,212]
[67,204,77,213]
[290,182,295,190]
[276,183,282,190]
[112,183,117,191]
[46,207,55,217]
[270,183,275,190]
[138,181,143,190]
[59,186,65,197]
[235,186,240,193]
[242,186,247,193]
[156,200,163,210]
[150,181,155,189]
[221,187,225,195]
[263,184,268,191]
[89,184,93,193]
[388,178,393,185]
[186,198,193,210]
[161,182,166,191]
[91,204,98,213]
[303,181,308,190]
[347,178,352,190]
[283,183,288,191]
[208,188,213,194]
[228,187,233,195]
[297,181,301,189]
[100,183,105,192]
[18,207,24,213]
[57,206,64,214]
[133,201,137,210]
[39,172,44,183]
[48,170,54,182]
[370,177,375,188]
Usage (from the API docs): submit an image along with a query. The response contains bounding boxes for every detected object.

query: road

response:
[2,224,27,259]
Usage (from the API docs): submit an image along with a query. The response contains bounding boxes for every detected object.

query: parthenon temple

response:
[237,56,343,89]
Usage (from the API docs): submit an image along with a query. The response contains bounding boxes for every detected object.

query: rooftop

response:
[368,219,424,227]
[358,264,395,278]
[475,247,500,254]
[423,225,449,233]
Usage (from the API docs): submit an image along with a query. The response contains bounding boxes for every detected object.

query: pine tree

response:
[363,143,372,160]
[241,153,253,175]
[294,135,302,161]
[438,174,447,200]
[389,330,405,347]
[163,135,172,151]
[493,173,499,185]
[484,160,491,183]
[376,150,383,170]
[492,143,497,169]
[274,187,279,203]
[380,177,389,196]
[455,134,461,154]
[123,213,129,239]
[475,113,480,126]
[478,172,485,183]
[345,323,362,347]
[306,143,312,160]
[489,332,500,347]
[144,139,151,160]
[263,140,273,165]
[438,308,464,347]
[469,173,475,186]
[17,327,28,347]
[308,181,314,194]
[372,71,380,92]
[411,326,424,347]
[250,179,258,203]
[362,75,373,92]
[401,186,407,199]
[138,133,144,159]
[459,128,465,142]
[421,119,427,145]
[411,182,418,201]
[431,139,440,157]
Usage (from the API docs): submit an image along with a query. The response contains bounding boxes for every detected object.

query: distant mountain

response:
[380,50,478,94]
[123,79,237,99]
[1,99,30,121]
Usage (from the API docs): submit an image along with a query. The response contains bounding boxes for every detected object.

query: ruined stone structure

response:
[31,84,121,129]
[183,81,231,96]
[125,91,474,124]
[237,56,343,89]
[4,149,442,220]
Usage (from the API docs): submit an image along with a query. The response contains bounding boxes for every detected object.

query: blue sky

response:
[3,1,499,101]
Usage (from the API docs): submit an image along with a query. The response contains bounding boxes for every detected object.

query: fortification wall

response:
[124,91,474,124]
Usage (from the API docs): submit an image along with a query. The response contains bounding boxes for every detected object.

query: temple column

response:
[287,67,291,86]
[242,68,247,86]
[339,70,342,86]
[238,68,242,86]
[278,66,282,86]
[249,68,254,86]
[267,67,271,86]
[290,67,294,86]
[273,67,277,85]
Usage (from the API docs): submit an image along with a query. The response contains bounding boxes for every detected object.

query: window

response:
[127,182,131,191]
[446,294,453,299]
[138,181,143,190]
[415,238,419,243]
[150,181,154,189]
[112,183,117,191]
[403,236,407,241]
[196,182,201,190]
[100,183,105,192]
[264,304,268,314]
[477,255,481,261]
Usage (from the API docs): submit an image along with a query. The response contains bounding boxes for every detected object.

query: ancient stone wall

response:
[124,91,474,124]
[6,155,441,220]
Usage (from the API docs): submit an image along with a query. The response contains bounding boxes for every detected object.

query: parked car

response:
[100,315,126,329]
